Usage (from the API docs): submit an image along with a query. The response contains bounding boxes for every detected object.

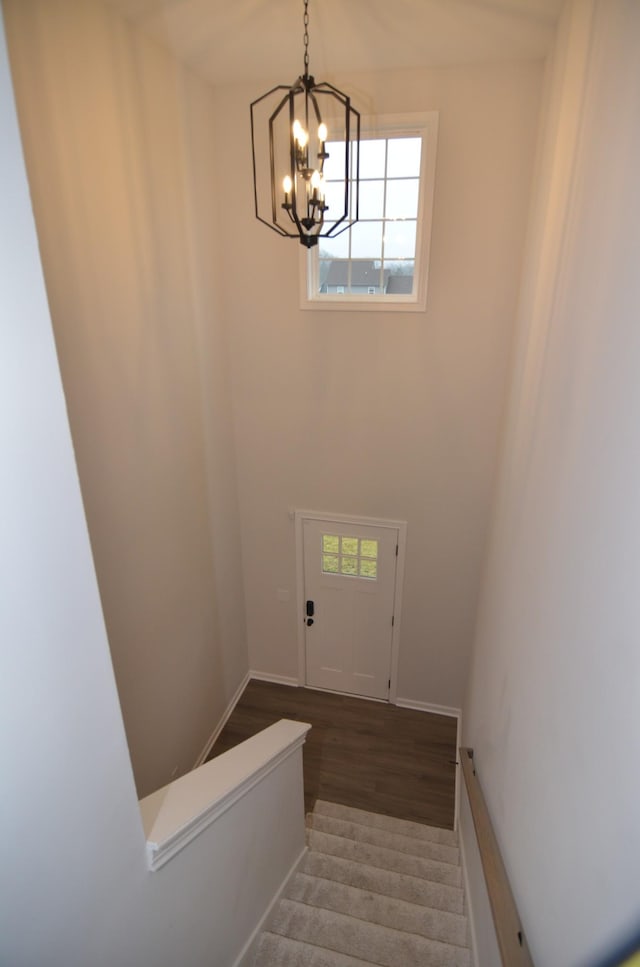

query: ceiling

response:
[101,0,566,87]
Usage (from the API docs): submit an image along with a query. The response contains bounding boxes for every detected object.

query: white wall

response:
[462,2,640,964]
[3,1,546,753]
[215,60,543,707]
[4,0,248,797]
[0,11,306,963]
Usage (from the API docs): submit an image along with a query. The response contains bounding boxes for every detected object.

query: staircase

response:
[253,799,471,967]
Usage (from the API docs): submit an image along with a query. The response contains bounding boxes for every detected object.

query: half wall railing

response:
[139,719,311,967]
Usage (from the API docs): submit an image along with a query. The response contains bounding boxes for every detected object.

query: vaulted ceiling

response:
[101,0,565,86]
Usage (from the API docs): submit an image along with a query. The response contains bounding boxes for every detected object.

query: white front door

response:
[302,517,399,700]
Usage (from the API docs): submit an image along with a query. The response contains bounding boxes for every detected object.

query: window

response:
[301,113,438,312]
[322,534,378,580]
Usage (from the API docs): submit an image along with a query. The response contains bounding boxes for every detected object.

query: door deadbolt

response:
[306,600,315,626]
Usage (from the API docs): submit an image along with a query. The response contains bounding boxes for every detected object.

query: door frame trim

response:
[294,510,407,704]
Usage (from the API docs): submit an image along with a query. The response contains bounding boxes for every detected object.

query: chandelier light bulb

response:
[283,175,293,194]
[318,122,328,143]
[293,120,308,148]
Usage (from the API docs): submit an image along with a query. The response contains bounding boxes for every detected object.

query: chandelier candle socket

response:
[250,0,360,248]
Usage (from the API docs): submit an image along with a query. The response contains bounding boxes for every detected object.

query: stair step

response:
[287,871,468,946]
[313,799,458,847]
[270,898,471,967]
[301,850,465,915]
[307,812,460,866]
[307,829,462,888]
[254,932,373,966]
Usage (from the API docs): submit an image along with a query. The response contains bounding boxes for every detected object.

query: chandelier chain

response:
[250,0,360,247]
[303,0,310,74]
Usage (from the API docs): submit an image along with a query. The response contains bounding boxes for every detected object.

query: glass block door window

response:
[322,534,379,580]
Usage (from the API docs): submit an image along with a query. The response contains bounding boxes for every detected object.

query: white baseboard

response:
[250,670,300,688]
[395,696,461,719]
[192,670,251,769]
[232,845,308,967]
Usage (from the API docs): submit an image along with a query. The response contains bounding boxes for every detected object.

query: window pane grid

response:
[318,134,422,297]
[321,534,378,580]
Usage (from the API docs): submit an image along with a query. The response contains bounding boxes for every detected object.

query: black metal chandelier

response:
[250,0,360,248]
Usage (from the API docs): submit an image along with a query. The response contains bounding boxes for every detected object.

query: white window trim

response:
[299,112,439,313]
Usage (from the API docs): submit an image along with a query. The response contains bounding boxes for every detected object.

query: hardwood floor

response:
[206,680,458,830]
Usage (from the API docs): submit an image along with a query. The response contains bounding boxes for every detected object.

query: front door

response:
[302,517,399,700]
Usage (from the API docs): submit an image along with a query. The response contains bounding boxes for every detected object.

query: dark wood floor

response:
[206,680,458,830]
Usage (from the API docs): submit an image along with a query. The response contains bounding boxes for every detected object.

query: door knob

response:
[306,617,314,627]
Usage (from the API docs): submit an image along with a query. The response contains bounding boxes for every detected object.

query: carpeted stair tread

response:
[254,932,374,967]
[307,812,459,865]
[270,898,471,967]
[307,828,462,888]
[286,871,468,946]
[313,799,457,847]
[301,850,465,914]
[252,800,470,966]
